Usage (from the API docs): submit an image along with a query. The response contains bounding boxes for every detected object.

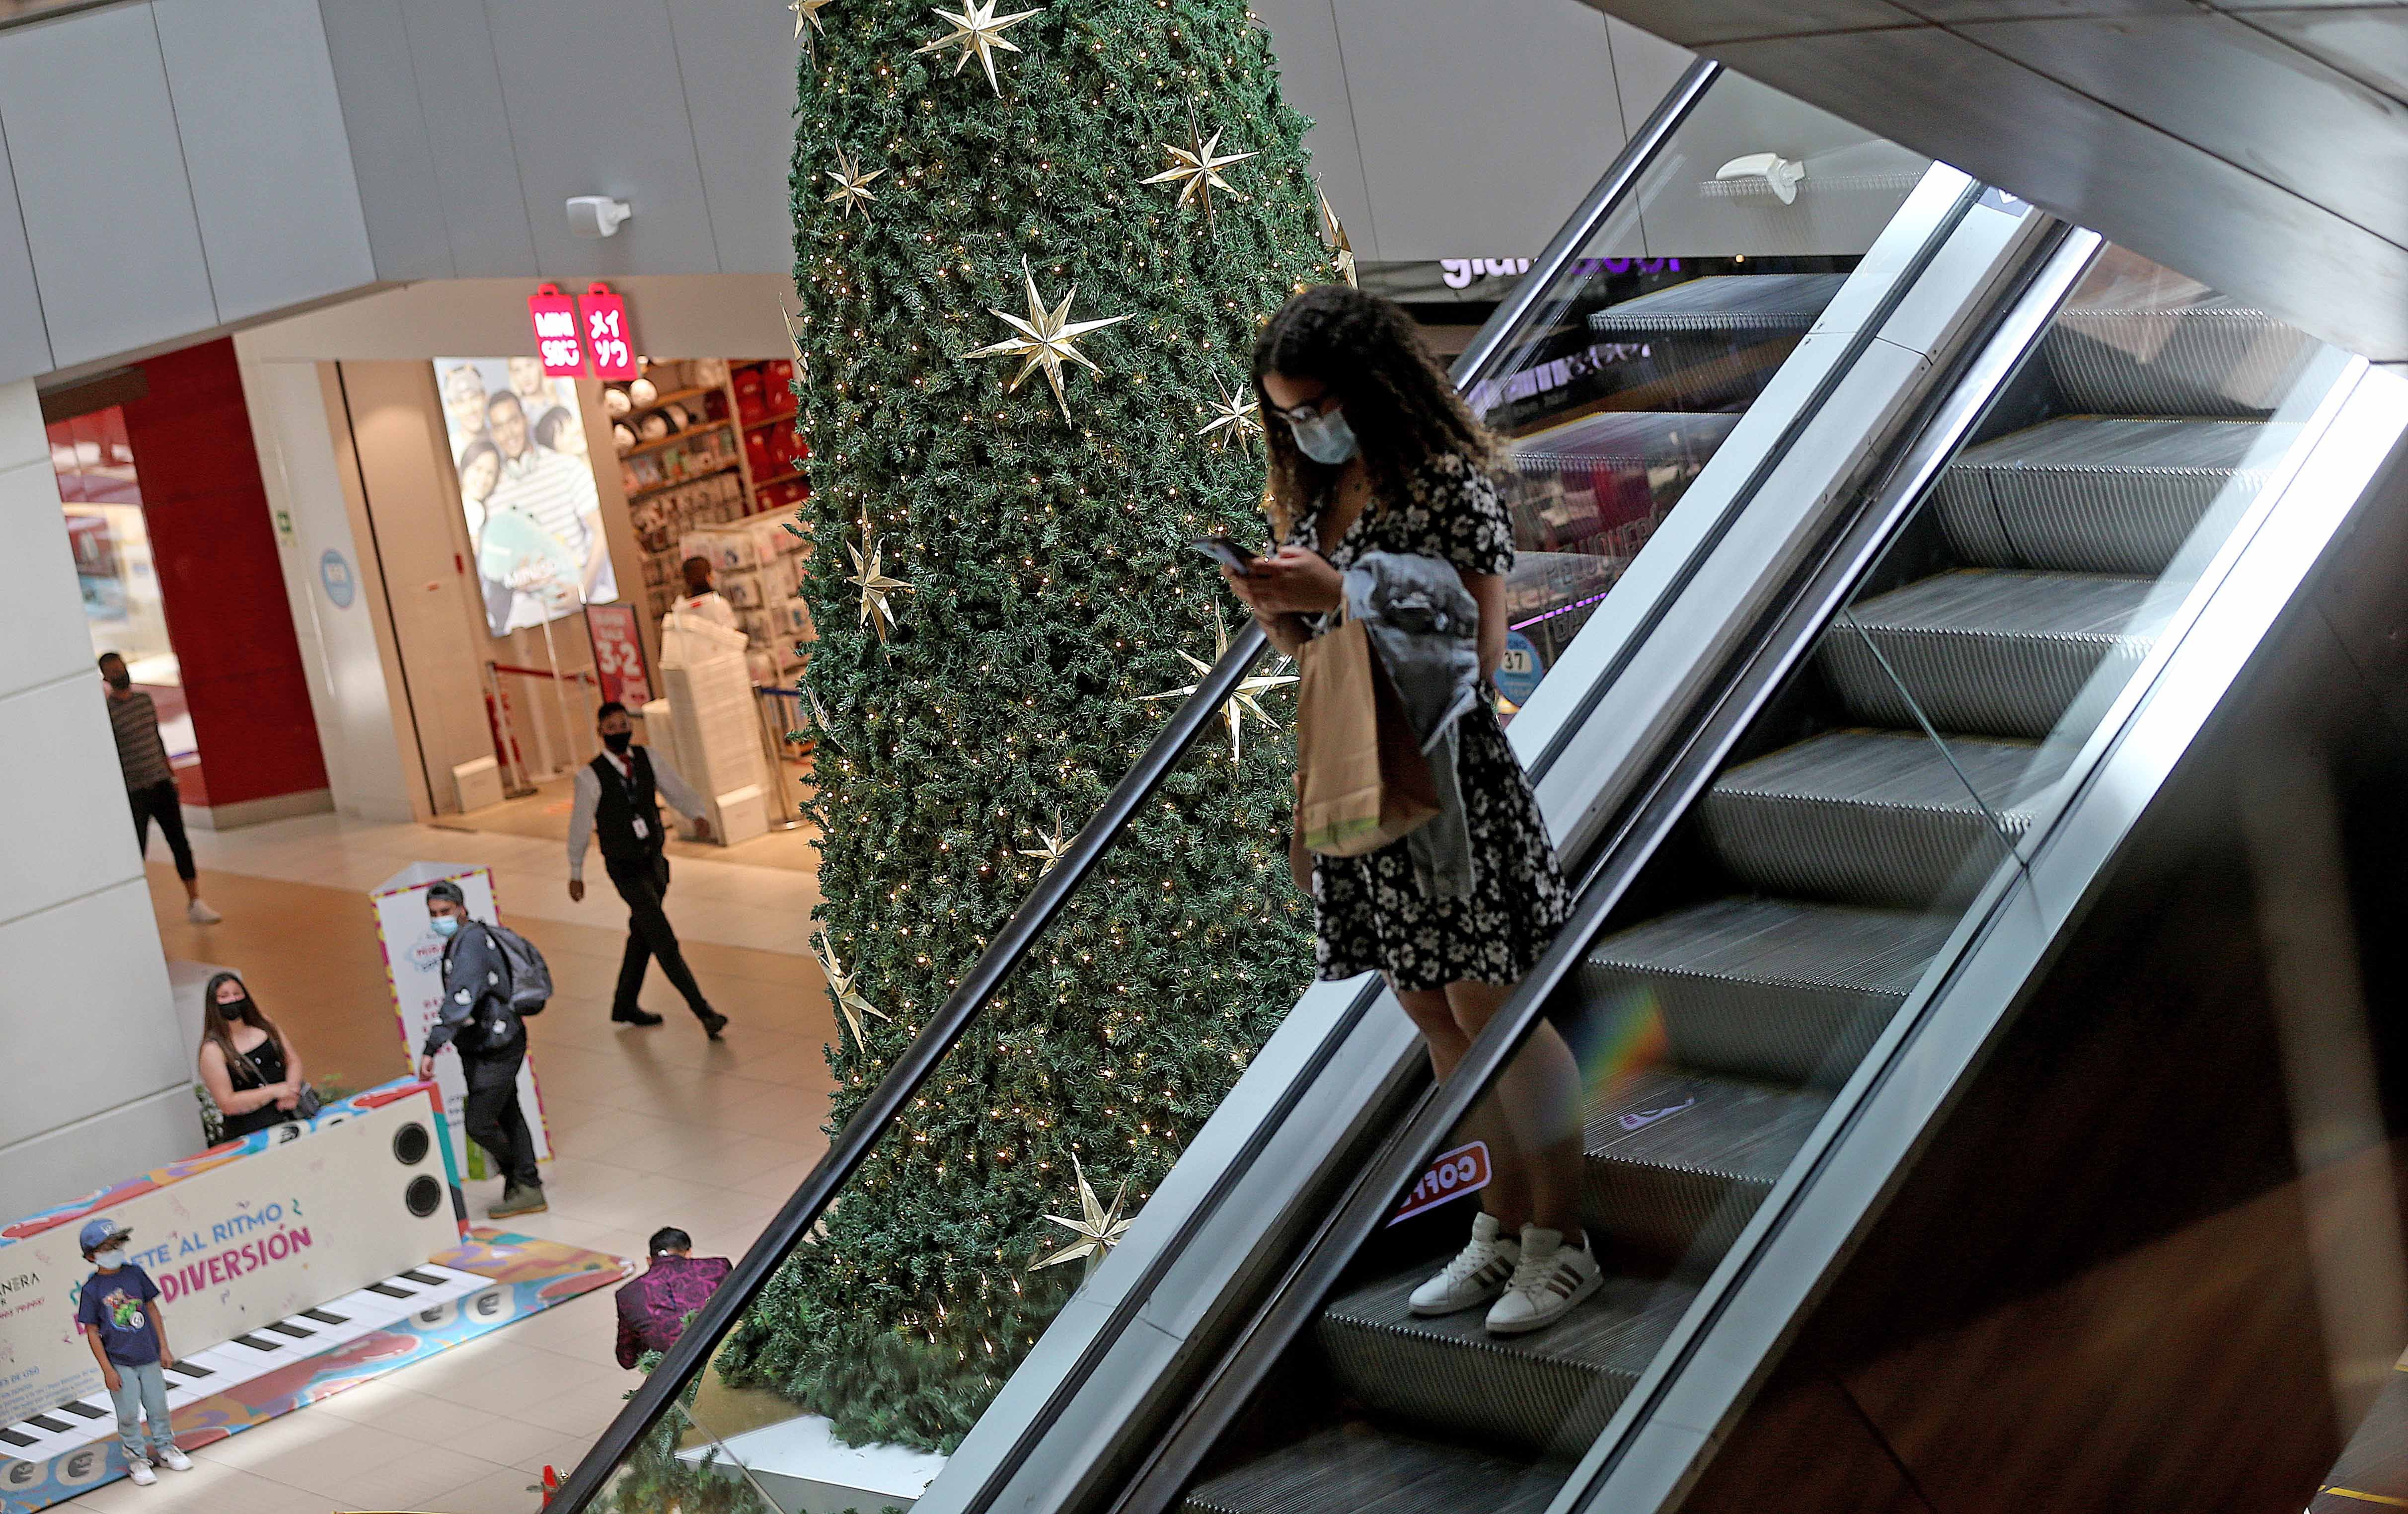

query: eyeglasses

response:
[1266,395,1338,427]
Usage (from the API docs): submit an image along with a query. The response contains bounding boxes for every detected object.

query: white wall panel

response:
[1607,16,1696,138]
[0,677,152,926]
[0,1089,199,1225]
[667,0,803,275]
[1333,0,1627,260]
[0,115,52,378]
[314,0,455,282]
[0,3,217,367]
[155,0,377,321]
[484,0,722,277]
[397,0,541,278]
[0,882,186,1150]
[1250,0,1381,261]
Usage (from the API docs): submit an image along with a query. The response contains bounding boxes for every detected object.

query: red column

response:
[123,338,329,814]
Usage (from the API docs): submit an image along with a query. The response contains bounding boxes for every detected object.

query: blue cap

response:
[77,1218,128,1254]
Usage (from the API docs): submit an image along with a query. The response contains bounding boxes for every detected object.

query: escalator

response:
[1175,245,2325,1514]
[545,60,2408,1514]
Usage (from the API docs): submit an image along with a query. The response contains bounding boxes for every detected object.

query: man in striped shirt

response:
[99,653,220,924]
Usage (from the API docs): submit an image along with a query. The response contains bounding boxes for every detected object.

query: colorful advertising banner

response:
[0,1085,461,1426]
[436,354,616,637]
[369,864,550,1180]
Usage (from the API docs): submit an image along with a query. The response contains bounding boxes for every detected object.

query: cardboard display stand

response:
[368,864,550,1180]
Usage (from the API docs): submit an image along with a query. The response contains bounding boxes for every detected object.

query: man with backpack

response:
[417,880,546,1217]
[566,701,728,1039]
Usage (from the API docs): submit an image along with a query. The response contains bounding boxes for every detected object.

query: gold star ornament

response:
[791,0,835,42]
[822,144,886,222]
[964,256,1133,424]
[1198,373,1262,452]
[845,518,913,641]
[1139,612,1297,762]
[1019,814,1074,875]
[780,303,812,385]
[812,932,890,1051]
[1318,184,1357,288]
[913,0,1040,96]
[1033,1154,1134,1272]
[1141,102,1256,229]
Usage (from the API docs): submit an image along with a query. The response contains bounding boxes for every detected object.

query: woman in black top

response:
[196,972,305,1142]
[1223,285,1592,1338]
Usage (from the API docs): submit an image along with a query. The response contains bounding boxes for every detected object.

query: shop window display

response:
[436,356,618,635]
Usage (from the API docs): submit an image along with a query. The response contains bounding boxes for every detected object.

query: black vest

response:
[592,748,665,864]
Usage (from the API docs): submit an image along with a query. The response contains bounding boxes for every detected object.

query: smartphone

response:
[1190,536,1261,575]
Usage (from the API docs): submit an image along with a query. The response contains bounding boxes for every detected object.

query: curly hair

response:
[1251,284,1497,540]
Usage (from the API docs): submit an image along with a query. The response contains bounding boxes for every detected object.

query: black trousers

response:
[128,779,194,882]
[606,852,713,1020]
[460,1046,540,1189]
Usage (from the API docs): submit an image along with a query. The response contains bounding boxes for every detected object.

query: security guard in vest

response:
[567,701,729,1038]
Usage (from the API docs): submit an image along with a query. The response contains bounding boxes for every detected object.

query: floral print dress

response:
[1283,453,1573,992]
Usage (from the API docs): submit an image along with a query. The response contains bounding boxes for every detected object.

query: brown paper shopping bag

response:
[1294,611,1440,859]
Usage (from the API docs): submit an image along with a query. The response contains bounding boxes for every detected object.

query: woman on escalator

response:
[1222,284,1593,1336]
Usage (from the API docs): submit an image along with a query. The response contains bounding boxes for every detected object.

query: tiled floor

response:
[78,808,839,1513]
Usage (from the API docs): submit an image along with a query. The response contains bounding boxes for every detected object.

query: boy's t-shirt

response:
[76,1266,160,1365]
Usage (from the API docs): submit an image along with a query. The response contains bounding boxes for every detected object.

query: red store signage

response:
[580,282,636,381]
[1387,1140,1491,1226]
[584,603,654,707]
[527,283,584,377]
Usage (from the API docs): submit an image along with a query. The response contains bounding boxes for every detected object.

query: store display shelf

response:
[628,460,742,500]
[622,383,717,415]
[743,408,800,432]
[752,467,808,489]
[623,417,733,458]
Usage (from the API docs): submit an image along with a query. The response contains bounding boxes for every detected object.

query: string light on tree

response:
[963,256,1134,424]
[912,0,1040,96]
[823,144,888,221]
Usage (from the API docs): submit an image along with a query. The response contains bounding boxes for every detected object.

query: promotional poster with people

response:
[434,357,617,636]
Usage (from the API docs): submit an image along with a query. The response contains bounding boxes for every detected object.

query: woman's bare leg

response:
[1445,979,1587,1240]
[1395,982,1531,1231]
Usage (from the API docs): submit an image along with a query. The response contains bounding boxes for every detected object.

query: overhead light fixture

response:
[1716,152,1806,206]
[566,195,633,238]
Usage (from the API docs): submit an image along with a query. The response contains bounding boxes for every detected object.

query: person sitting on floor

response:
[613,1227,732,1368]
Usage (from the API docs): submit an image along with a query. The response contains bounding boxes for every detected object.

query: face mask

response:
[602,730,633,755]
[1289,404,1359,466]
[105,672,131,691]
[93,1249,125,1269]
[430,915,461,938]
[218,995,252,1021]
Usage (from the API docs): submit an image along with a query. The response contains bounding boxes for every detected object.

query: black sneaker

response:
[700,1011,729,1040]
[611,1007,665,1026]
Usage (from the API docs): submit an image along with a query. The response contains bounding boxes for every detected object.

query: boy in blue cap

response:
[74,1218,190,1484]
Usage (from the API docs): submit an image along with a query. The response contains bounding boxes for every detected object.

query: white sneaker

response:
[1408,1212,1521,1316]
[156,1446,191,1472]
[186,899,221,924]
[1485,1225,1602,1335]
[127,1460,156,1486]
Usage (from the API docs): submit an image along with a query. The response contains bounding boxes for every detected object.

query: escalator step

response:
[1182,1424,1564,1514]
[2042,291,2319,417]
[1582,1068,1832,1270]
[1580,897,1948,1086]
[1700,730,2066,909]
[1933,417,2277,575]
[1586,273,1849,334]
[1818,569,2155,738]
[1315,1268,1696,1461]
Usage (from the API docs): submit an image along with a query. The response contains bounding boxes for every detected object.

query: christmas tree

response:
[711,0,1340,1451]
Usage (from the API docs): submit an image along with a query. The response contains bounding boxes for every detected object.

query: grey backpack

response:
[444,920,553,1020]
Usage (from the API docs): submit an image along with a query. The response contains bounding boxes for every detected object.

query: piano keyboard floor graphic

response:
[0,1229,626,1514]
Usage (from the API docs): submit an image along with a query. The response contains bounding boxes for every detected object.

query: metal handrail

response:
[546,621,1274,1513]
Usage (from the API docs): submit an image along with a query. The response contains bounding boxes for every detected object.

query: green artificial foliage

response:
[710,0,1334,1454]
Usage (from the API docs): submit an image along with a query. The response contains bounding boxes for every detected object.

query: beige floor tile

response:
[324,1443,510,1510]
[511,1374,642,1436]
[206,1417,424,1498]
[426,1460,548,1514]
[69,1461,332,1514]
[443,1410,599,1473]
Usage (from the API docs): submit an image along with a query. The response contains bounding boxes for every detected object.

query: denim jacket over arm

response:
[1341,550,1484,901]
